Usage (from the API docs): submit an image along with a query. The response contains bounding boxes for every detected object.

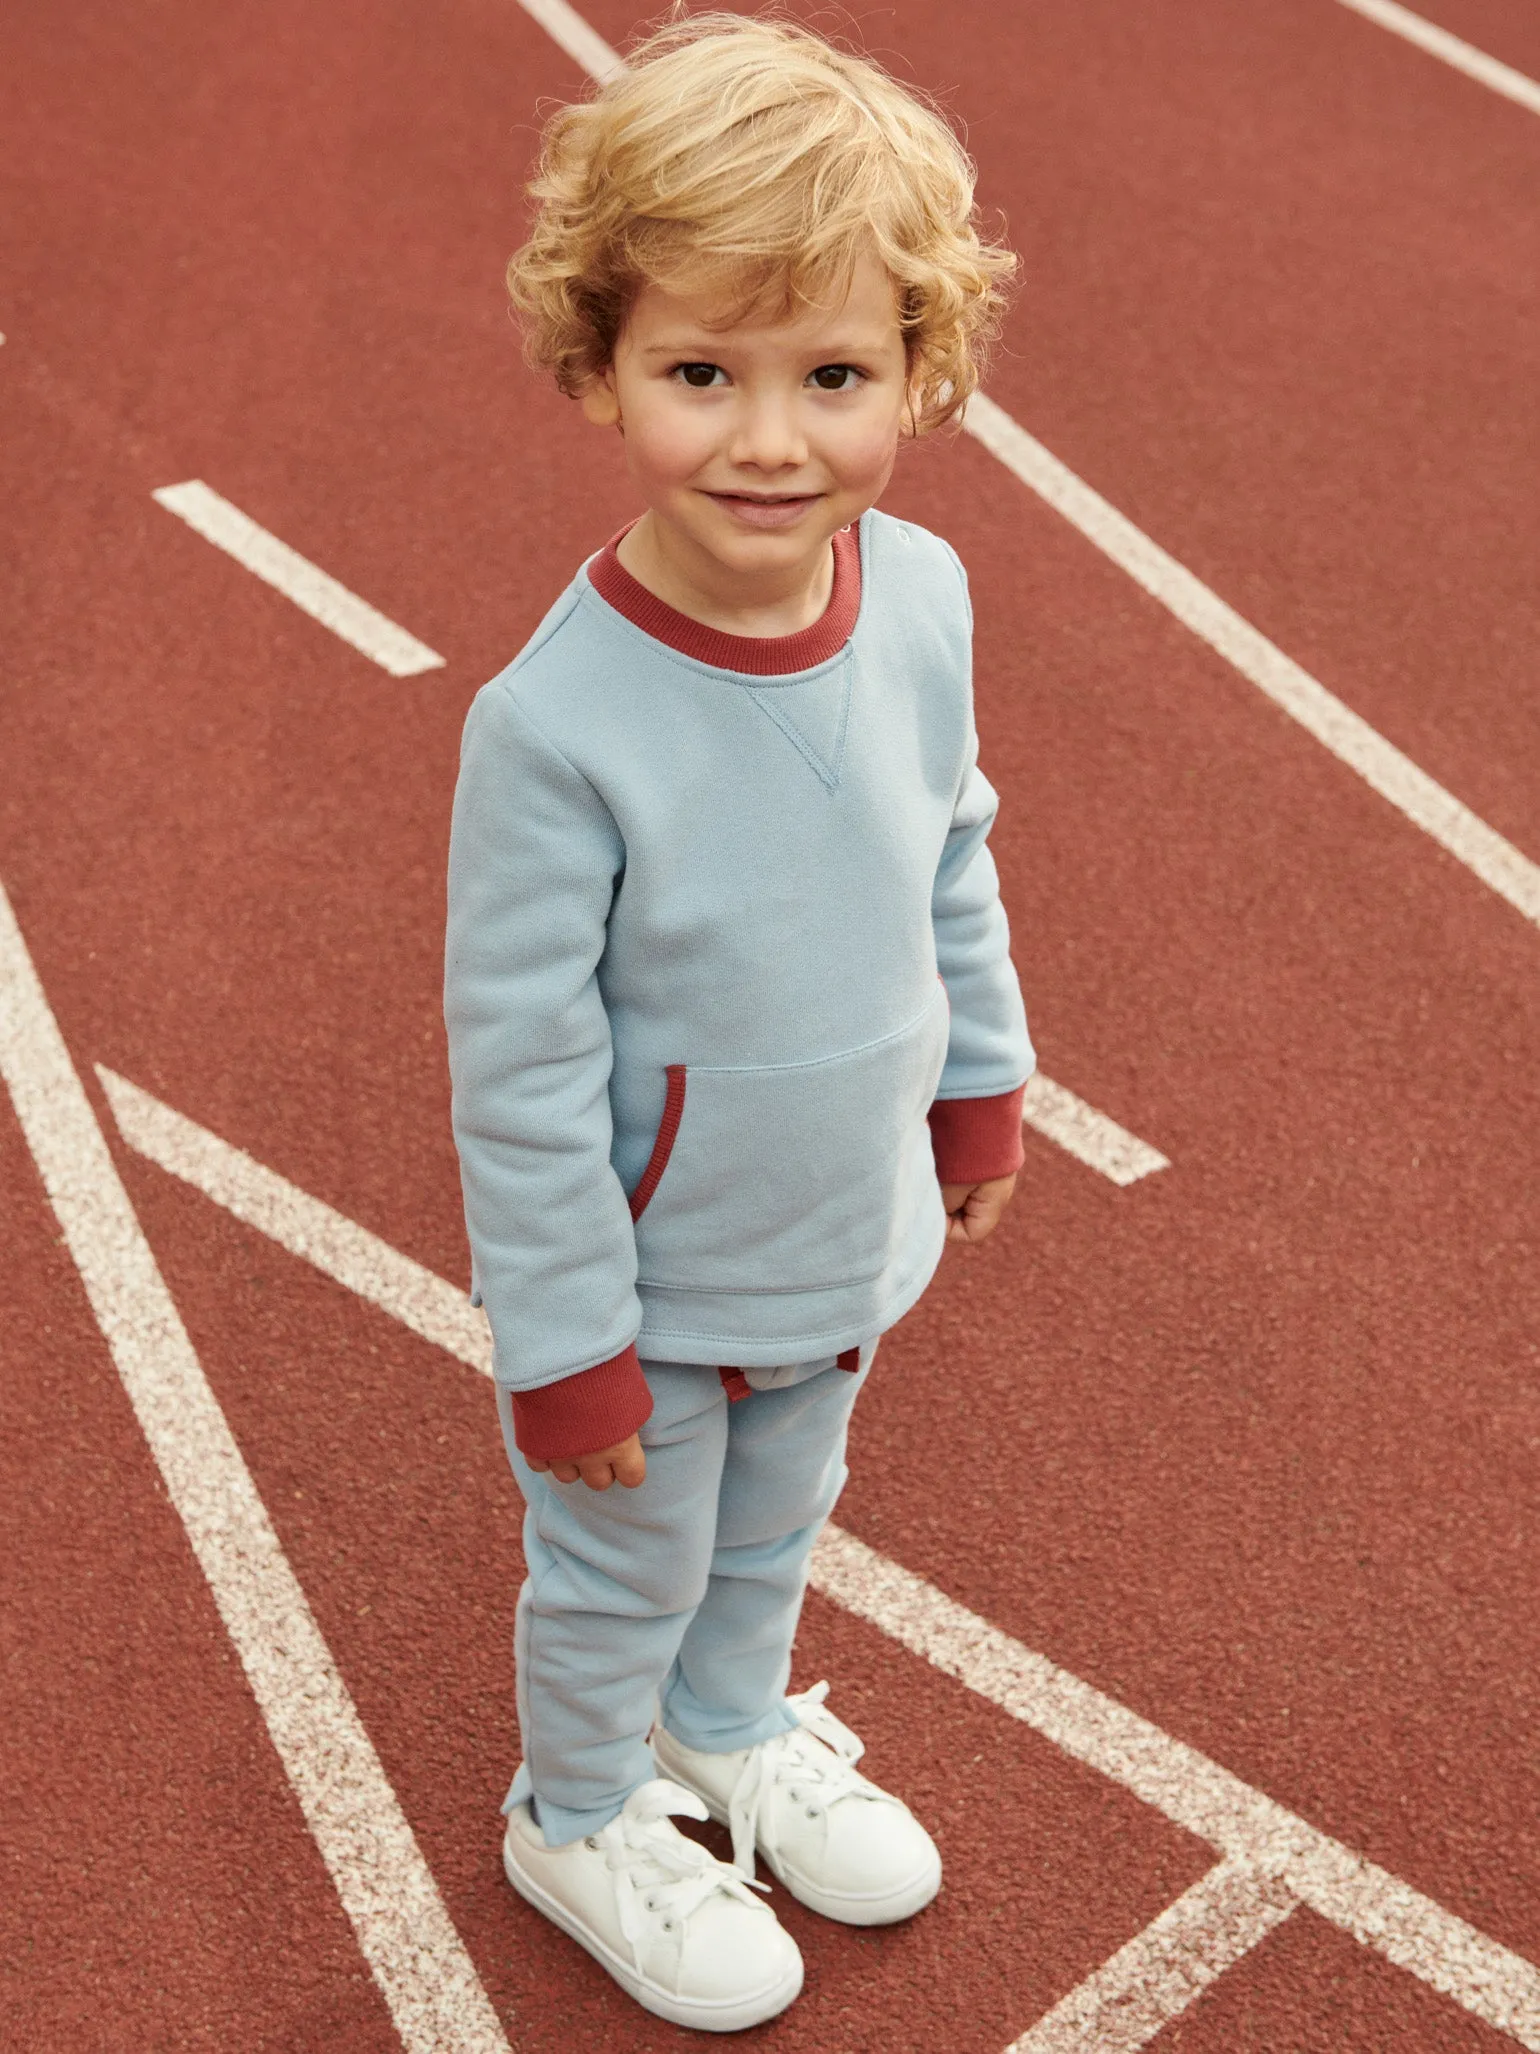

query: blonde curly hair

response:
[507,12,1015,433]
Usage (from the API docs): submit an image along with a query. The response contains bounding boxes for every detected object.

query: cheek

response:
[824,410,905,490]
[622,393,718,489]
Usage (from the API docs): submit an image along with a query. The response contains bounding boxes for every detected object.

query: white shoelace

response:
[724,1681,893,1880]
[597,1781,766,1964]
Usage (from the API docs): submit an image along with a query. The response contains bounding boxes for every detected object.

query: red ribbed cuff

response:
[510,1344,653,1462]
[928,1086,1027,1184]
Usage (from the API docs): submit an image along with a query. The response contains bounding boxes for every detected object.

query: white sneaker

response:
[501,1778,802,2032]
[652,1682,942,1926]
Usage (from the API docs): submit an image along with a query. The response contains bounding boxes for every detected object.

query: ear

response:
[578,366,622,428]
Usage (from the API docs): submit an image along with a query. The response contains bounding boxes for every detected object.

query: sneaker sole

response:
[657,1758,943,1928]
[784,1852,942,1926]
[502,1829,804,2032]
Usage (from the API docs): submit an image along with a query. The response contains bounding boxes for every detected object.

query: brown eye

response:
[811,364,857,391]
[678,363,720,388]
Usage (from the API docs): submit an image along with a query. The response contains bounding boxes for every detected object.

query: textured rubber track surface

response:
[2,0,1538,2047]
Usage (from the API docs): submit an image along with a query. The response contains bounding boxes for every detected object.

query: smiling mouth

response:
[705,490,821,528]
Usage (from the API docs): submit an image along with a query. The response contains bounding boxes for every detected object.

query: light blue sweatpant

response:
[495,1346,873,1847]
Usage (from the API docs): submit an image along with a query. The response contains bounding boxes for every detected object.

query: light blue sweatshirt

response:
[445,508,1033,1412]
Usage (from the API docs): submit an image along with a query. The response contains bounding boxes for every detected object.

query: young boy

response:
[446,13,1033,2031]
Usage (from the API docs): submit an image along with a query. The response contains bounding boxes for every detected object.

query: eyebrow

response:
[636,335,894,359]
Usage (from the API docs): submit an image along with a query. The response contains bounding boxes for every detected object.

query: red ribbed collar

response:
[587,523,861,677]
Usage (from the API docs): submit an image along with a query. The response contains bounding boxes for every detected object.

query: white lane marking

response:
[1008,1858,1299,2052]
[103,1074,1540,2049]
[514,0,625,80]
[0,903,508,2054]
[1023,1074,1169,1186]
[1334,0,1540,116]
[97,1066,493,1374]
[811,1525,1540,2050]
[964,394,1540,932]
[151,481,445,678]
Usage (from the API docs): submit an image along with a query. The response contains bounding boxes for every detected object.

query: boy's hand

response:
[941,1172,1018,1245]
[528,1432,647,1490]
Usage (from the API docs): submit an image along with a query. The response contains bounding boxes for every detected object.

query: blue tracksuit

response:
[445,509,1032,1834]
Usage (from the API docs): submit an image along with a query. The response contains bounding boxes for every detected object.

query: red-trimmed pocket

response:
[629,1064,687,1222]
[632,983,949,1294]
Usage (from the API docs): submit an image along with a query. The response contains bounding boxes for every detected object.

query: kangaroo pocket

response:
[632,983,949,1295]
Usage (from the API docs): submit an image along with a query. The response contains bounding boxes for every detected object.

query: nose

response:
[726,391,808,474]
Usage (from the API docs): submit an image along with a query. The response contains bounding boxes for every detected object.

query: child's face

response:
[582,250,913,582]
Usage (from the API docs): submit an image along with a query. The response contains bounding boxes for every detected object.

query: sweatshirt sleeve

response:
[928,734,1034,1122]
[445,681,651,1425]
[928,555,1035,1179]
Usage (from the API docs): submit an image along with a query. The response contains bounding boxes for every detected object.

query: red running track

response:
[2,0,1538,2046]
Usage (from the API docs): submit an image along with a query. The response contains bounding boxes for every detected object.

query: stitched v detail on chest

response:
[744,664,852,791]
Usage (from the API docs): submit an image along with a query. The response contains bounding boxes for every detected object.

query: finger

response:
[613,1443,647,1488]
[526,1456,551,1474]
[578,1462,616,1491]
[952,1201,994,1244]
[549,1459,581,1484]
